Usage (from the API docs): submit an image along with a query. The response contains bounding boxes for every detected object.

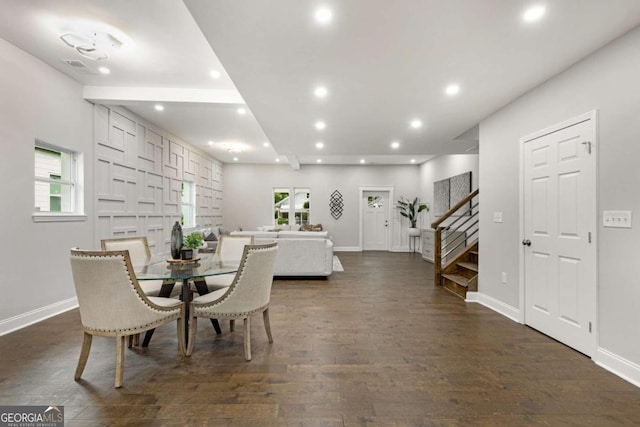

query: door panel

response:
[523,116,596,356]
[363,191,389,250]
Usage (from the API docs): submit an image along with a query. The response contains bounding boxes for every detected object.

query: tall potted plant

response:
[396,197,429,236]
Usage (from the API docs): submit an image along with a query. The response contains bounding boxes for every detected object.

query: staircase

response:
[441,242,478,298]
[432,189,479,299]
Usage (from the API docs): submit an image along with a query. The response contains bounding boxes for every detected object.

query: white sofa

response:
[230,230,333,277]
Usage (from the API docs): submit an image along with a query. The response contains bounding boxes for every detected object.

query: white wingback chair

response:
[202,235,255,291]
[70,249,186,388]
[186,242,278,360]
[101,236,180,298]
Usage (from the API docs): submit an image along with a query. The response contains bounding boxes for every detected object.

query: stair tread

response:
[442,273,470,288]
[457,261,478,272]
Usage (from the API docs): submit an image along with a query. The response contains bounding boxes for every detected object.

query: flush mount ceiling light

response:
[210,69,221,79]
[98,66,110,75]
[391,141,400,149]
[410,119,423,129]
[316,159,323,163]
[60,31,123,61]
[315,142,324,149]
[233,157,239,162]
[410,158,417,164]
[218,141,249,154]
[237,107,247,115]
[315,121,326,130]
[360,159,366,164]
[275,158,281,162]
[523,5,546,22]
[154,104,164,111]
[263,142,270,147]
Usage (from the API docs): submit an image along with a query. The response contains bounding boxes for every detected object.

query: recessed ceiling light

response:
[410,119,422,129]
[210,69,221,79]
[263,142,270,147]
[523,5,546,22]
[314,86,328,98]
[360,159,366,164]
[391,141,400,149]
[315,142,324,149]
[154,104,164,111]
[445,84,460,95]
[208,141,214,146]
[275,158,281,162]
[316,159,322,163]
[315,121,326,130]
[237,107,247,115]
[314,7,333,24]
[98,66,110,75]
[233,157,239,162]
[410,158,417,164]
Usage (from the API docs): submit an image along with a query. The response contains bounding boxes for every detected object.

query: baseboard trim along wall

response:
[334,246,362,252]
[0,297,78,336]
[596,347,640,388]
[469,292,522,323]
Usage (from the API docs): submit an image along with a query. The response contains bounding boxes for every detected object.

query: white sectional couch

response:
[230,230,333,277]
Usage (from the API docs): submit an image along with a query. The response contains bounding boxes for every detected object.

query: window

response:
[273,188,290,225]
[293,188,310,225]
[273,188,311,226]
[34,141,85,222]
[181,181,196,228]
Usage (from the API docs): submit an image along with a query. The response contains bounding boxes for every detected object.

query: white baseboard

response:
[334,246,361,252]
[469,291,522,323]
[0,297,78,336]
[595,347,640,388]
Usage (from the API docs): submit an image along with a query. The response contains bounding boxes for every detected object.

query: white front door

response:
[363,191,389,250]
[522,113,596,356]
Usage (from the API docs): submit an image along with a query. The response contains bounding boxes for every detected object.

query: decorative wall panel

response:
[95,105,223,258]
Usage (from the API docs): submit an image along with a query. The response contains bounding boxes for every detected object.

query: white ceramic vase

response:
[408,227,421,236]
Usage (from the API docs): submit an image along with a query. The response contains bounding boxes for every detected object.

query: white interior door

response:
[363,191,389,250]
[522,114,596,356]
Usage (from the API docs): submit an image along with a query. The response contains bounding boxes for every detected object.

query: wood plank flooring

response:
[1,252,639,426]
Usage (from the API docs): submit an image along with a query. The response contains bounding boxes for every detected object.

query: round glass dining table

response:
[135,252,239,347]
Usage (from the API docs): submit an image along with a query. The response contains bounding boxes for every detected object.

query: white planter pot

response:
[408,227,421,236]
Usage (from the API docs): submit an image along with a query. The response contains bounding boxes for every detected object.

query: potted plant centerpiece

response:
[182,231,204,260]
[396,197,429,236]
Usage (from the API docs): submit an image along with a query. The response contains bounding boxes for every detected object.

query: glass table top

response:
[134,253,239,281]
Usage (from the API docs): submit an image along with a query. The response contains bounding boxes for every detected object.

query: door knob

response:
[522,239,531,246]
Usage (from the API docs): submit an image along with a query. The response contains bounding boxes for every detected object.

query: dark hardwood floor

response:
[1,252,639,426]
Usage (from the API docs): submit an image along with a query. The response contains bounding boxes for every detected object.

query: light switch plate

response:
[493,212,503,223]
[603,210,632,228]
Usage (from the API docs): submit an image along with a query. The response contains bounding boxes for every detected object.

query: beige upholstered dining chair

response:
[186,242,278,360]
[201,234,255,291]
[70,249,186,388]
[101,236,180,298]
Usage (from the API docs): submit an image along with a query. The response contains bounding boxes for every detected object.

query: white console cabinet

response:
[422,229,465,264]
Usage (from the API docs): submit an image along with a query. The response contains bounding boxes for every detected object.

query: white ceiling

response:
[2,1,640,167]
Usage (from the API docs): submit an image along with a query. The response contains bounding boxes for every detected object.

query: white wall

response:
[0,39,94,333]
[479,25,640,383]
[419,154,479,226]
[223,164,421,249]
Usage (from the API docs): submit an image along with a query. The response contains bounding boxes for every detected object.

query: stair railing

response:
[431,189,479,286]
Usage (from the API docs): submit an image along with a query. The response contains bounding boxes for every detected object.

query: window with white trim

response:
[181,181,196,228]
[34,141,84,221]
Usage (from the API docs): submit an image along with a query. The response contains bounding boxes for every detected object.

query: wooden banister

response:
[431,188,479,287]
[431,188,479,229]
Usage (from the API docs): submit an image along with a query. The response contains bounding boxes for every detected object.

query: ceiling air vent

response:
[61,59,98,75]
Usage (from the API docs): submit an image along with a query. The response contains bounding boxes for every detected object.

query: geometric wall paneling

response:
[94,104,224,259]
